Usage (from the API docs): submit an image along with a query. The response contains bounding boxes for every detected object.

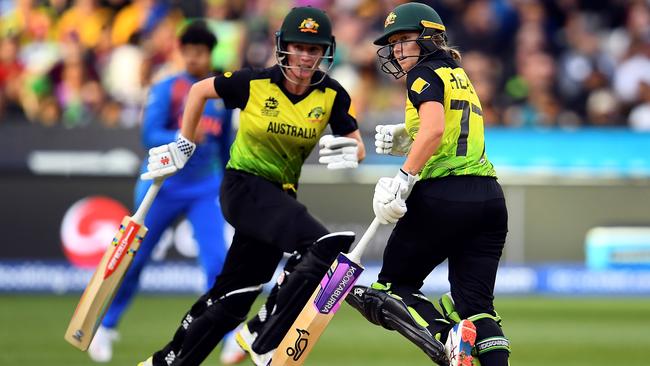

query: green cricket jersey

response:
[404,56,496,179]
[213,65,358,186]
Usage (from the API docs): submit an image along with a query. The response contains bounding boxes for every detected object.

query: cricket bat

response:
[64,178,164,351]
[269,218,381,366]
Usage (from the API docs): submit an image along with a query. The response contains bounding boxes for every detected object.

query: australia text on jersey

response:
[266,121,318,139]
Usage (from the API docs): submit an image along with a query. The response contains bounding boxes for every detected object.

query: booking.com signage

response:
[2,261,650,295]
[2,192,649,295]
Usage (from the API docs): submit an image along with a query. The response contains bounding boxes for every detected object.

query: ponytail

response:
[432,33,461,61]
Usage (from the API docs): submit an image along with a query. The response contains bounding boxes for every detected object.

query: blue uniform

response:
[103,73,232,328]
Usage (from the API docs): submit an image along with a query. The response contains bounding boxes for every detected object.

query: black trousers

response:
[211,169,329,304]
[378,175,508,318]
[152,170,329,365]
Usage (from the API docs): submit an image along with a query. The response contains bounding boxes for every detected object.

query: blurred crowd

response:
[1,0,650,131]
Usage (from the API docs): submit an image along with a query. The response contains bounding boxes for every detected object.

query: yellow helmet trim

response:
[421,20,445,32]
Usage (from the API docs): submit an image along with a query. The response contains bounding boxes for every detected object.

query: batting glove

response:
[141,134,196,180]
[318,134,359,170]
[375,124,413,156]
[372,169,418,224]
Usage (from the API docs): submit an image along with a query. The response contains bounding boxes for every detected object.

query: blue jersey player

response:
[88,21,233,363]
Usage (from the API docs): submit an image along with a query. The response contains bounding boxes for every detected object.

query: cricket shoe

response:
[235,324,273,366]
[137,356,153,366]
[445,319,477,366]
[220,328,248,365]
[346,285,449,365]
[88,325,119,362]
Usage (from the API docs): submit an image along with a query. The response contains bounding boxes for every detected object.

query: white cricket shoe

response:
[445,319,477,366]
[220,329,248,365]
[235,324,274,366]
[137,356,153,366]
[88,326,119,363]
[250,348,274,366]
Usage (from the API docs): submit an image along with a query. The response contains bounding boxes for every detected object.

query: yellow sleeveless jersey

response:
[404,57,496,179]
[213,65,358,185]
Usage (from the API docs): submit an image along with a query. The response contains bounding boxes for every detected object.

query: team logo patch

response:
[224,71,232,78]
[307,106,325,123]
[384,12,396,28]
[410,77,430,94]
[262,96,280,117]
[299,18,319,33]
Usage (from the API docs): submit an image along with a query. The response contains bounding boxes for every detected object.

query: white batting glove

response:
[375,124,413,156]
[318,134,359,170]
[372,169,418,224]
[141,134,196,180]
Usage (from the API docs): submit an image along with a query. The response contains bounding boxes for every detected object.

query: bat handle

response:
[131,178,164,224]
[347,217,381,263]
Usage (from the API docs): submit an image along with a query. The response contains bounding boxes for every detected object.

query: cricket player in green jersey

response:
[346,3,510,366]
[137,6,366,366]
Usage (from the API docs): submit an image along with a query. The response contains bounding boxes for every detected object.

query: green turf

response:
[1,295,649,365]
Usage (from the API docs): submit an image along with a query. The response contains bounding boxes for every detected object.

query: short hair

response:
[180,20,217,50]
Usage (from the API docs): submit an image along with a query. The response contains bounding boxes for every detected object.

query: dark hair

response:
[180,20,217,50]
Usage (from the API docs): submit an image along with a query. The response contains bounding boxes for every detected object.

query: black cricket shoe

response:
[346,285,449,366]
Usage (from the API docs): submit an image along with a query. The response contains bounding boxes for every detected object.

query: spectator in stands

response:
[46,0,69,17]
[586,88,623,126]
[55,0,112,50]
[4,0,650,129]
[0,35,25,121]
[451,0,507,56]
[86,24,114,78]
[462,51,503,126]
[0,0,54,45]
[204,0,247,72]
[111,0,167,46]
[102,0,130,13]
[102,32,146,126]
[628,81,650,131]
[608,2,650,119]
[504,51,579,126]
[140,12,185,86]
[47,33,104,127]
[557,12,616,119]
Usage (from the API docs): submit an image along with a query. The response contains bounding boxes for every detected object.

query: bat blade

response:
[64,216,147,351]
[269,252,364,366]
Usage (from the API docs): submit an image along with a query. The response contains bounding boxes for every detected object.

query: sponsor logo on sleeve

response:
[410,77,430,94]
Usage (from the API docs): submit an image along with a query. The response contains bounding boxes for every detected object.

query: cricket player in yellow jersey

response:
[346,3,511,366]
[137,6,366,366]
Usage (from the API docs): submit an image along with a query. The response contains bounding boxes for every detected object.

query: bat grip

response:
[347,217,381,263]
[131,178,164,224]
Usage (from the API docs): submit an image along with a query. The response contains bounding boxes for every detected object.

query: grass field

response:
[1,295,649,366]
